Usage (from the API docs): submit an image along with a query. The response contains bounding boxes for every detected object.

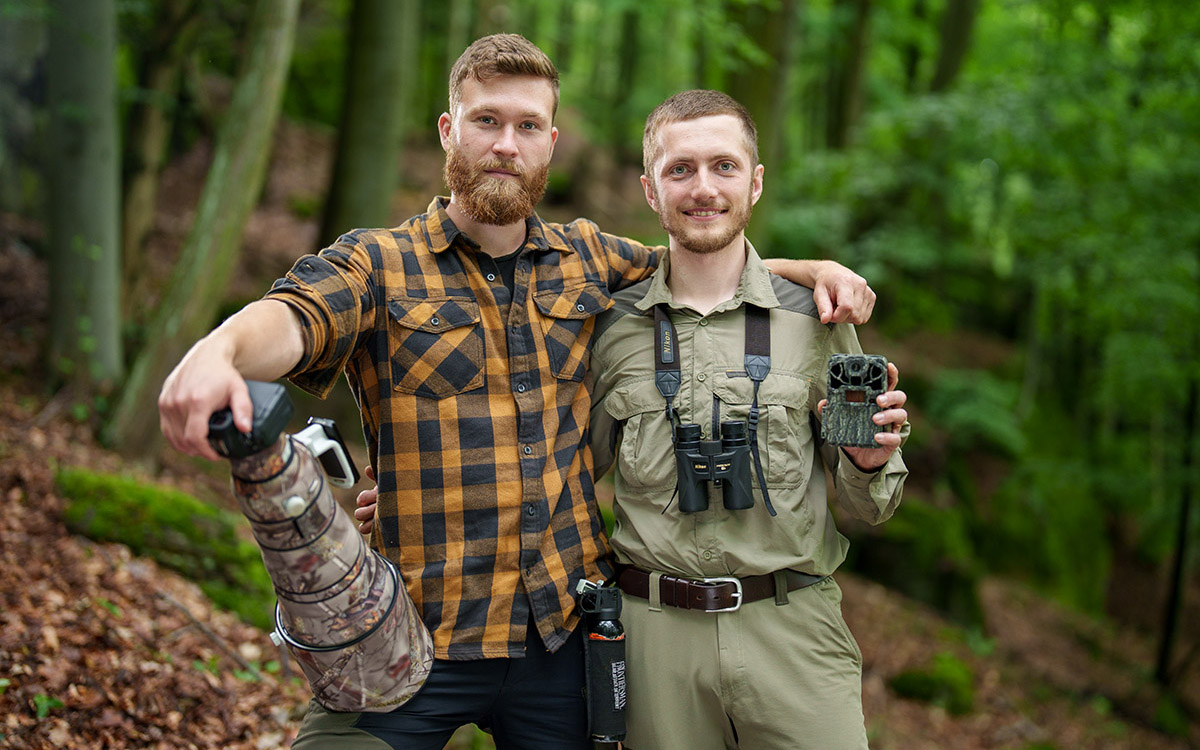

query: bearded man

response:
[159,36,876,749]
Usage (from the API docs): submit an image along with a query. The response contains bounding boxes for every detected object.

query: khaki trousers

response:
[622,576,868,750]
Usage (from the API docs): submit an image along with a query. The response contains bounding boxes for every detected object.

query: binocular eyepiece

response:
[673,421,755,513]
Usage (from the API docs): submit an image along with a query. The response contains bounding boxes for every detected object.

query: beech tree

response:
[105,0,301,453]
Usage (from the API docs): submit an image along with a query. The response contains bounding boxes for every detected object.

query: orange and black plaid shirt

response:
[265,197,659,660]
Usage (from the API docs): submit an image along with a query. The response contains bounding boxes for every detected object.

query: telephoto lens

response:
[719,420,755,510]
[673,423,710,513]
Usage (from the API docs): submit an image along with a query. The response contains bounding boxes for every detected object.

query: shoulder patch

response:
[594,279,652,343]
[770,276,821,320]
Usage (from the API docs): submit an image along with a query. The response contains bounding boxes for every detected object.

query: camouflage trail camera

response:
[822,354,887,448]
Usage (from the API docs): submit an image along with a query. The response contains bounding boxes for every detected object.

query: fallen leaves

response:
[0,398,308,750]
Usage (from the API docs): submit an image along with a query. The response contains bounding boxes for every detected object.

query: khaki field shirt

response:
[266,197,659,659]
[589,245,907,579]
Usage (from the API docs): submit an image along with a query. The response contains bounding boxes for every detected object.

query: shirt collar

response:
[633,239,780,313]
[424,196,574,255]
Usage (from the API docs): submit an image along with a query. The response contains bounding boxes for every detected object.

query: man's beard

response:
[443,145,549,226]
[656,185,755,255]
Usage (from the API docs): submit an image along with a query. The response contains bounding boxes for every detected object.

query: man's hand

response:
[810,260,875,325]
[158,299,305,461]
[818,362,907,472]
[355,465,379,536]
[159,339,252,462]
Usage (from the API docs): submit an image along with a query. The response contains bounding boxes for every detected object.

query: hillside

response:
[1,122,1196,749]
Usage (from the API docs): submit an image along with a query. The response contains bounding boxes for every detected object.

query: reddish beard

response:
[655,183,755,255]
[443,145,549,226]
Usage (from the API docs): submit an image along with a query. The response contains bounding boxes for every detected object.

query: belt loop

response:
[649,572,663,613]
[773,570,789,606]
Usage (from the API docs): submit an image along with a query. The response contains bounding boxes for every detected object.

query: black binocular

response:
[672,421,755,513]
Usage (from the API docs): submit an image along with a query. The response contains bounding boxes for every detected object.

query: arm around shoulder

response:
[762,258,875,325]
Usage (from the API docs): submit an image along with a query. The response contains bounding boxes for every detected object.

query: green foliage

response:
[925,369,1024,457]
[57,467,274,630]
[1154,694,1190,737]
[32,693,63,718]
[888,652,975,715]
[281,0,353,126]
[851,496,984,625]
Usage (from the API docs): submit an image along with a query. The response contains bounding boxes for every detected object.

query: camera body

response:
[673,421,755,512]
[822,354,888,448]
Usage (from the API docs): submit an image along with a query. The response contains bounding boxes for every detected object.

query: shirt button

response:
[699,318,709,326]
[575,303,585,312]
[697,373,706,382]
[703,550,713,560]
[526,504,536,516]
[523,445,533,455]
[430,316,440,326]
[487,273,497,282]
[516,383,527,393]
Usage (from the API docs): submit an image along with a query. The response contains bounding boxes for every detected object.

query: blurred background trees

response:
[2,0,1197,703]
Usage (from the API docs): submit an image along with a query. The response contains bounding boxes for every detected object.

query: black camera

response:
[673,421,755,512]
[822,354,887,447]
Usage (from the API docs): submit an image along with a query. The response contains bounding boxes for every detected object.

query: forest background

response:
[1,0,1198,748]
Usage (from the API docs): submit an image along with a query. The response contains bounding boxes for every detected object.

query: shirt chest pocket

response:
[603,380,676,492]
[387,297,484,398]
[712,373,814,489]
[532,283,612,382]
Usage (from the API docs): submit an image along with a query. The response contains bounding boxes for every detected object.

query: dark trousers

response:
[292,622,589,750]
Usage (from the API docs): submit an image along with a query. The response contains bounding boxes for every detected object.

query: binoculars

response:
[673,421,755,513]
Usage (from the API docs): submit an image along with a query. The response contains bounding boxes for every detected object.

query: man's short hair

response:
[642,90,759,179]
[449,34,560,118]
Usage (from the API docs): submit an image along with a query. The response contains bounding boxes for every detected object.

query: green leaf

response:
[33,694,64,719]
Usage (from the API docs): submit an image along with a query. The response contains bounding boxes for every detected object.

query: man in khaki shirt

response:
[588,91,909,749]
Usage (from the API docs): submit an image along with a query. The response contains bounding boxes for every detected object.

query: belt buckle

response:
[700,576,743,613]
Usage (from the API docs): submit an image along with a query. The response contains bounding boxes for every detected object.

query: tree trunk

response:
[903,0,927,93]
[104,0,300,454]
[825,0,872,150]
[1156,369,1198,686]
[727,0,801,244]
[929,0,980,93]
[121,0,202,322]
[45,0,123,390]
[318,0,416,245]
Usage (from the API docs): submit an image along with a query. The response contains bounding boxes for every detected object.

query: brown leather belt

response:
[616,566,826,613]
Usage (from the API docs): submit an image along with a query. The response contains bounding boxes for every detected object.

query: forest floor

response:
[2,121,1198,749]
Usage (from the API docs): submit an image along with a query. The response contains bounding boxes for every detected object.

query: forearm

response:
[761,257,831,287]
[214,299,305,380]
[159,299,305,459]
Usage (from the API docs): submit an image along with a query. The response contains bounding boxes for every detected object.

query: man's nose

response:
[692,168,719,200]
[492,125,519,159]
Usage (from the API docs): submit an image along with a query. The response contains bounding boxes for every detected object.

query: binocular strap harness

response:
[653,304,777,517]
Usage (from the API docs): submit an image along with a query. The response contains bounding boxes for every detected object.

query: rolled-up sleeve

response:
[263,234,376,398]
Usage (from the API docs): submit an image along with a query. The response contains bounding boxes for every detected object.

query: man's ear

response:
[750,164,764,207]
[437,112,453,151]
[641,175,657,212]
[548,125,559,159]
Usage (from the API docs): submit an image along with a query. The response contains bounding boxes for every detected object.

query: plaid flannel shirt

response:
[265,197,660,659]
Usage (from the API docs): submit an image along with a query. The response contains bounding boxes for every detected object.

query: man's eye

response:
[521,121,537,130]
[718,162,734,171]
[479,116,495,125]
[670,165,688,175]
